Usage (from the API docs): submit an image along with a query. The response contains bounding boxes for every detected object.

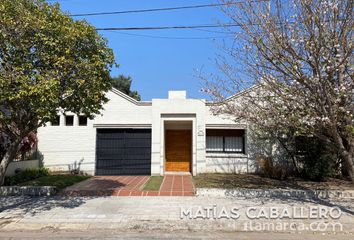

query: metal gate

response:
[95,129,151,175]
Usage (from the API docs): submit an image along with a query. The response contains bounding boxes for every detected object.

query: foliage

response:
[0,0,115,184]
[257,155,290,180]
[301,154,337,181]
[202,0,354,181]
[18,132,38,160]
[251,127,340,181]
[4,167,49,186]
[110,75,141,101]
[296,136,339,181]
[19,174,91,189]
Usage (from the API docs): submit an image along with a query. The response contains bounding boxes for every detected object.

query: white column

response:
[59,113,65,126]
[73,115,79,126]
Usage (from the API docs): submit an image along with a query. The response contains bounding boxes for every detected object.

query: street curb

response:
[2,220,354,234]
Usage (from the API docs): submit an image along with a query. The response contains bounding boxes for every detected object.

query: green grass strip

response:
[142,176,164,191]
[19,175,91,190]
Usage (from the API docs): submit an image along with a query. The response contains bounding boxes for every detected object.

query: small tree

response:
[202,0,353,181]
[111,75,141,101]
[0,0,115,184]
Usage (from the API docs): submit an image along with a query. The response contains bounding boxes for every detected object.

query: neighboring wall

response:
[37,90,152,175]
[5,160,39,176]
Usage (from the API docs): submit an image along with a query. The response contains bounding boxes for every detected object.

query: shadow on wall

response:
[39,153,87,174]
[68,158,84,175]
[37,151,44,167]
[208,157,249,174]
[247,127,292,173]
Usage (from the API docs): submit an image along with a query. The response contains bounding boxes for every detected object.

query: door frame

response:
[164,129,192,173]
[161,118,195,175]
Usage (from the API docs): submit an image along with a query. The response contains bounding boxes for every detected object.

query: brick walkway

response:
[60,175,195,197]
[159,175,195,196]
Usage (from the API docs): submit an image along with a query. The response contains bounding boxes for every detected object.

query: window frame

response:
[206,136,224,152]
[206,130,246,154]
[51,115,60,126]
[65,115,74,126]
[78,115,88,126]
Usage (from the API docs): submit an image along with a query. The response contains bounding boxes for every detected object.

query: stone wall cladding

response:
[0,186,57,196]
[196,188,354,200]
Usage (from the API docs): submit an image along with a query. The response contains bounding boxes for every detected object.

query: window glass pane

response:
[65,116,74,126]
[225,136,243,152]
[206,136,223,152]
[51,116,60,126]
[79,116,87,126]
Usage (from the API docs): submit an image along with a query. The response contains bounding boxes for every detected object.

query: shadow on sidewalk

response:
[0,196,90,217]
[236,191,354,216]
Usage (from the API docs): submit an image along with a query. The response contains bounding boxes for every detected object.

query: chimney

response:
[168,90,186,99]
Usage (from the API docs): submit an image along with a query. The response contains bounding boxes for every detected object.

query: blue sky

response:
[50,0,231,101]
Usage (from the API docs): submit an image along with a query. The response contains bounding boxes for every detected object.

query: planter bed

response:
[1,174,91,196]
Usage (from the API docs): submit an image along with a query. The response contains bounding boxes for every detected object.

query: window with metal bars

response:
[206,129,245,153]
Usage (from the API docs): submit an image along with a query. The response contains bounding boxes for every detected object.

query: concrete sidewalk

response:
[0,229,352,240]
[0,195,353,235]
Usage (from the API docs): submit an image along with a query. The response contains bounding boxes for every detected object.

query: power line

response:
[96,23,242,31]
[70,1,268,17]
[107,30,233,40]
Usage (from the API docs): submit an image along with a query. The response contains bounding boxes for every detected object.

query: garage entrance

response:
[96,129,151,175]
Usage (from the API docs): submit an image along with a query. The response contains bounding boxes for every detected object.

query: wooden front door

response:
[165,130,192,172]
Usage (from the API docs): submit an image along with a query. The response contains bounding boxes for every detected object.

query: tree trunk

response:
[0,142,20,186]
[340,148,354,182]
[329,126,354,183]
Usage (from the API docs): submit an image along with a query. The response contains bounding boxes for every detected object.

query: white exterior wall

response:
[203,104,253,174]
[94,90,152,126]
[37,88,255,175]
[37,115,97,174]
[151,98,207,176]
[37,89,152,175]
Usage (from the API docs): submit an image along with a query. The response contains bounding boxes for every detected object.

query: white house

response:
[37,89,255,176]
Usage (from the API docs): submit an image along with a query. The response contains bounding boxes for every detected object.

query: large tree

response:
[203,0,353,180]
[0,0,115,184]
[110,75,141,101]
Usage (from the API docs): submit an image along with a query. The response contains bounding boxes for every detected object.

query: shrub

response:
[300,153,337,181]
[296,136,339,181]
[257,155,289,180]
[4,168,49,186]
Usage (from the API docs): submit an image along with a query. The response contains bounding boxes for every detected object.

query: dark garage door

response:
[96,129,151,175]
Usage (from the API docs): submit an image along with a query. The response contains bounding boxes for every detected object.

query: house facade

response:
[37,89,254,176]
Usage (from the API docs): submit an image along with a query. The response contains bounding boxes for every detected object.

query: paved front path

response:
[61,175,195,196]
[61,176,150,196]
[159,175,195,196]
